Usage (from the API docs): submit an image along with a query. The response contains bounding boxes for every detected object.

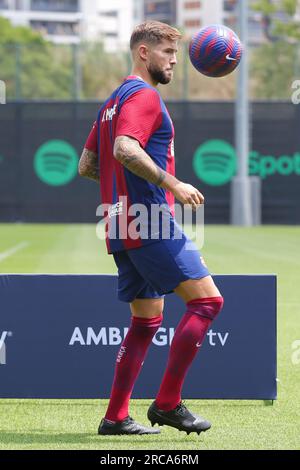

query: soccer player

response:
[79,21,224,436]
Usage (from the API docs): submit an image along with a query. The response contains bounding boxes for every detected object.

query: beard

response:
[147,63,172,85]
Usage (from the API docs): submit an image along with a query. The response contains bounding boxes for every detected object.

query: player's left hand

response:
[172,181,204,210]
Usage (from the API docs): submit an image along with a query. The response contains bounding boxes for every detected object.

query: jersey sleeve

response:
[116,88,162,148]
[84,121,98,153]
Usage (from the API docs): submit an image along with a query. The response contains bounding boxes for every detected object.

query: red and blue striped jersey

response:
[85,76,175,253]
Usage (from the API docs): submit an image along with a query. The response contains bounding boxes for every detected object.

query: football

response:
[189,24,243,78]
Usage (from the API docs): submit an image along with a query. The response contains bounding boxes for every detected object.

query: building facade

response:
[0,0,294,49]
[0,0,82,44]
[143,0,293,45]
[143,0,177,25]
[82,0,134,52]
[177,0,223,36]
[0,0,134,51]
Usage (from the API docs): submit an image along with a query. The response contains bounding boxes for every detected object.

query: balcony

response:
[30,20,79,36]
[30,0,79,13]
[145,4,171,15]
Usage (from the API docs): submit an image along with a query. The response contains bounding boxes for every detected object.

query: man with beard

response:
[79,21,224,436]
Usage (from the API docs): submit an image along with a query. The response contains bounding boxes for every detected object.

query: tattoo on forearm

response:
[78,148,99,183]
[155,169,166,186]
[114,136,167,187]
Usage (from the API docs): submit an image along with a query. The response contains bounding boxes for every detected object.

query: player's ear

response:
[138,44,149,61]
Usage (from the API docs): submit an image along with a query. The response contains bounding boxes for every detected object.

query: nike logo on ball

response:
[226,54,237,61]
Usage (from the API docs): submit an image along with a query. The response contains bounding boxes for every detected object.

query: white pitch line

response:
[0,242,30,263]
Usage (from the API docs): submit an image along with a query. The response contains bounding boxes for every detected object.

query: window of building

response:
[104,32,118,37]
[30,20,79,36]
[224,0,237,12]
[184,19,201,28]
[30,0,79,13]
[145,1,172,15]
[99,11,118,17]
[223,15,236,28]
[184,1,201,9]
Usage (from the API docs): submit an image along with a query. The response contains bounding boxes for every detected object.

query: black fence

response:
[0,101,299,224]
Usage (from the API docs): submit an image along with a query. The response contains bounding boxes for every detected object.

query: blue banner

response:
[0,274,276,399]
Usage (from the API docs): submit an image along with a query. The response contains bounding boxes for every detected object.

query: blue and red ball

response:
[189,24,243,78]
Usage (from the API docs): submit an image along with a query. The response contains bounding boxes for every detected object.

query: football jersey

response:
[85,76,176,253]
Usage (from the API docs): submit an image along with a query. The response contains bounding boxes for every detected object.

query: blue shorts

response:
[113,234,210,303]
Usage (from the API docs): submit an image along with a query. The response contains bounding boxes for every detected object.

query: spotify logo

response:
[193,139,300,185]
[193,139,237,186]
[34,140,78,186]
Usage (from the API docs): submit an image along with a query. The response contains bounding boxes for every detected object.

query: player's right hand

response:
[172,182,204,209]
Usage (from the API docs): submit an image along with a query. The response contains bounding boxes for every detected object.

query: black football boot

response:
[147,401,211,435]
[98,416,161,435]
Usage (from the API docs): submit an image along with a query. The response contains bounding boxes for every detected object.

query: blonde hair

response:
[130,21,182,50]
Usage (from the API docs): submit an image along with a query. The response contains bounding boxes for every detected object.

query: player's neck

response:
[130,68,158,88]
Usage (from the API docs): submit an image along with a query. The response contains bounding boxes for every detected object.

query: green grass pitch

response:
[0,224,299,450]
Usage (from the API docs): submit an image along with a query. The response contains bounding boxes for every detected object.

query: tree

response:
[0,16,45,45]
[252,0,300,40]
[0,17,73,99]
[80,42,129,100]
[0,17,131,100]
[251,0,300,98]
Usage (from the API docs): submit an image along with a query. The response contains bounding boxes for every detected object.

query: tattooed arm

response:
[114,135,204,207]
[78,148,99,183]
[114,135,178,189]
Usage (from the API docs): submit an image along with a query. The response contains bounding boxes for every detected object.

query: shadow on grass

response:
[0,431,201,447]
[134,400,275,408]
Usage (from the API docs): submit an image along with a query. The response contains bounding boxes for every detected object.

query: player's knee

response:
[210,296,224,318]
[187,296,224,321]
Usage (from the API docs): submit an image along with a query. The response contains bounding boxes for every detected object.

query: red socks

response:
[105,314,162,422]
[105,297,223,420]
[155,296,224,411]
